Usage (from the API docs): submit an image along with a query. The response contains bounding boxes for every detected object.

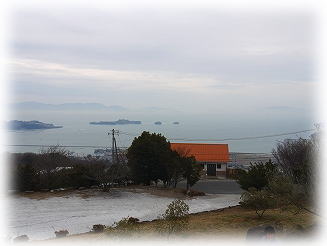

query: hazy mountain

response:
[11,102,128,111]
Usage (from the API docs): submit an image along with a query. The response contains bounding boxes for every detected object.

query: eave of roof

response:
[170,143,230,162]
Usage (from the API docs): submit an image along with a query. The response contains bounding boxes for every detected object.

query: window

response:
[216,164,221,169]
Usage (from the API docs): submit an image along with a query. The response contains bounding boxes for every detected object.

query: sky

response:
[7,6,317,119]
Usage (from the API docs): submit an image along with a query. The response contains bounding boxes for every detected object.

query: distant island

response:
[90,119,142,125]
[173,122,180,125]
[154,121,162,125]
[7,120,63,130]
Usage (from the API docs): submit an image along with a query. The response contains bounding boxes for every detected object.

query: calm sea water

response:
[5,110,314,155]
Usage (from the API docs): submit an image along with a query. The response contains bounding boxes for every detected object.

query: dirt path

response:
[13,185,200,200]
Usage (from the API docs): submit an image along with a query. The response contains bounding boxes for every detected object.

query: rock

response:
[13,235,29,242]
[55,230,69,238]
[246,225,276,240]
[92,224,105,233]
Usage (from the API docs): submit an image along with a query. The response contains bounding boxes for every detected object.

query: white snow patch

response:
[7,191,240,240]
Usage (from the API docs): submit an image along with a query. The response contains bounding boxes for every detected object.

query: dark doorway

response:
[207,164,216,176]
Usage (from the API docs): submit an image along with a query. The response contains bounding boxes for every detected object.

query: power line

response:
[167,129,315,141]
[119,128,315,141]
[5,128,315,149]
[5,144,127,148]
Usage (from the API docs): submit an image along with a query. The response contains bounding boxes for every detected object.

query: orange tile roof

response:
[170,143,230,162]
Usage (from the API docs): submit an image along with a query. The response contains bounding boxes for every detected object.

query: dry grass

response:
[52,205,317,242]
[136,205,316,237]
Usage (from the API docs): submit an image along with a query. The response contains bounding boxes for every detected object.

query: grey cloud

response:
[10,9,315,82]
[7,7,316,118]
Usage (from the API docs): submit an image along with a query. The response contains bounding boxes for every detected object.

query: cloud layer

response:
[7,7,316,115]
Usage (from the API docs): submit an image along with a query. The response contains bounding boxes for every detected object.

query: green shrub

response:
[107,216,140,235]
[268,175,310,214]
[240,187,277,218]
[237,160,277,191]
[157,199,190,234]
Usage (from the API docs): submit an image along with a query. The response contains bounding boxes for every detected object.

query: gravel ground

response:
[7,190,240,241]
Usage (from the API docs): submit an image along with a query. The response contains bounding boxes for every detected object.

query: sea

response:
[4,110,315,155]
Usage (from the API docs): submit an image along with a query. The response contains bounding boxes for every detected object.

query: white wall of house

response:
[216,163,227,171]
[202,162,226,171]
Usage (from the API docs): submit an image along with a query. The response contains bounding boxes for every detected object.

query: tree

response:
[268,132,320,215]
[165,151,186,188]
[237,160,277,191]
[169,147,202,191]
[108,163,130,186]
[181,156,201,192]
[37,146,73,189]
[272,138,314,187]
[127,131,172,185]
[16,163,39,191]
[10,152,39,191]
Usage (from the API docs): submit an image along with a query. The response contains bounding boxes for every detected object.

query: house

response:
[170,143,230,178]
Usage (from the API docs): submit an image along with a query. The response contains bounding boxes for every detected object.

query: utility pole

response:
[108,129,119,164]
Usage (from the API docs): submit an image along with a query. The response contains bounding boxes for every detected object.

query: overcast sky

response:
[7,7,317,117]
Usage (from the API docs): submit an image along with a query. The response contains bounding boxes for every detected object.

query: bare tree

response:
[37,146,73,189]
[271,133,320,215]
[272,138,314,187]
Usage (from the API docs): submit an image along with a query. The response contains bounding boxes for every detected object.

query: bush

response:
[162,199,189,219]
[237,160,277,191]
[157,200,190,234]
[226,168,244,180]
[127,217,140,223]
[108,216,140,235]
[268,174,310,214]
[54,230,69,238]
[183,189,205,197]
[240,187,277,218]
